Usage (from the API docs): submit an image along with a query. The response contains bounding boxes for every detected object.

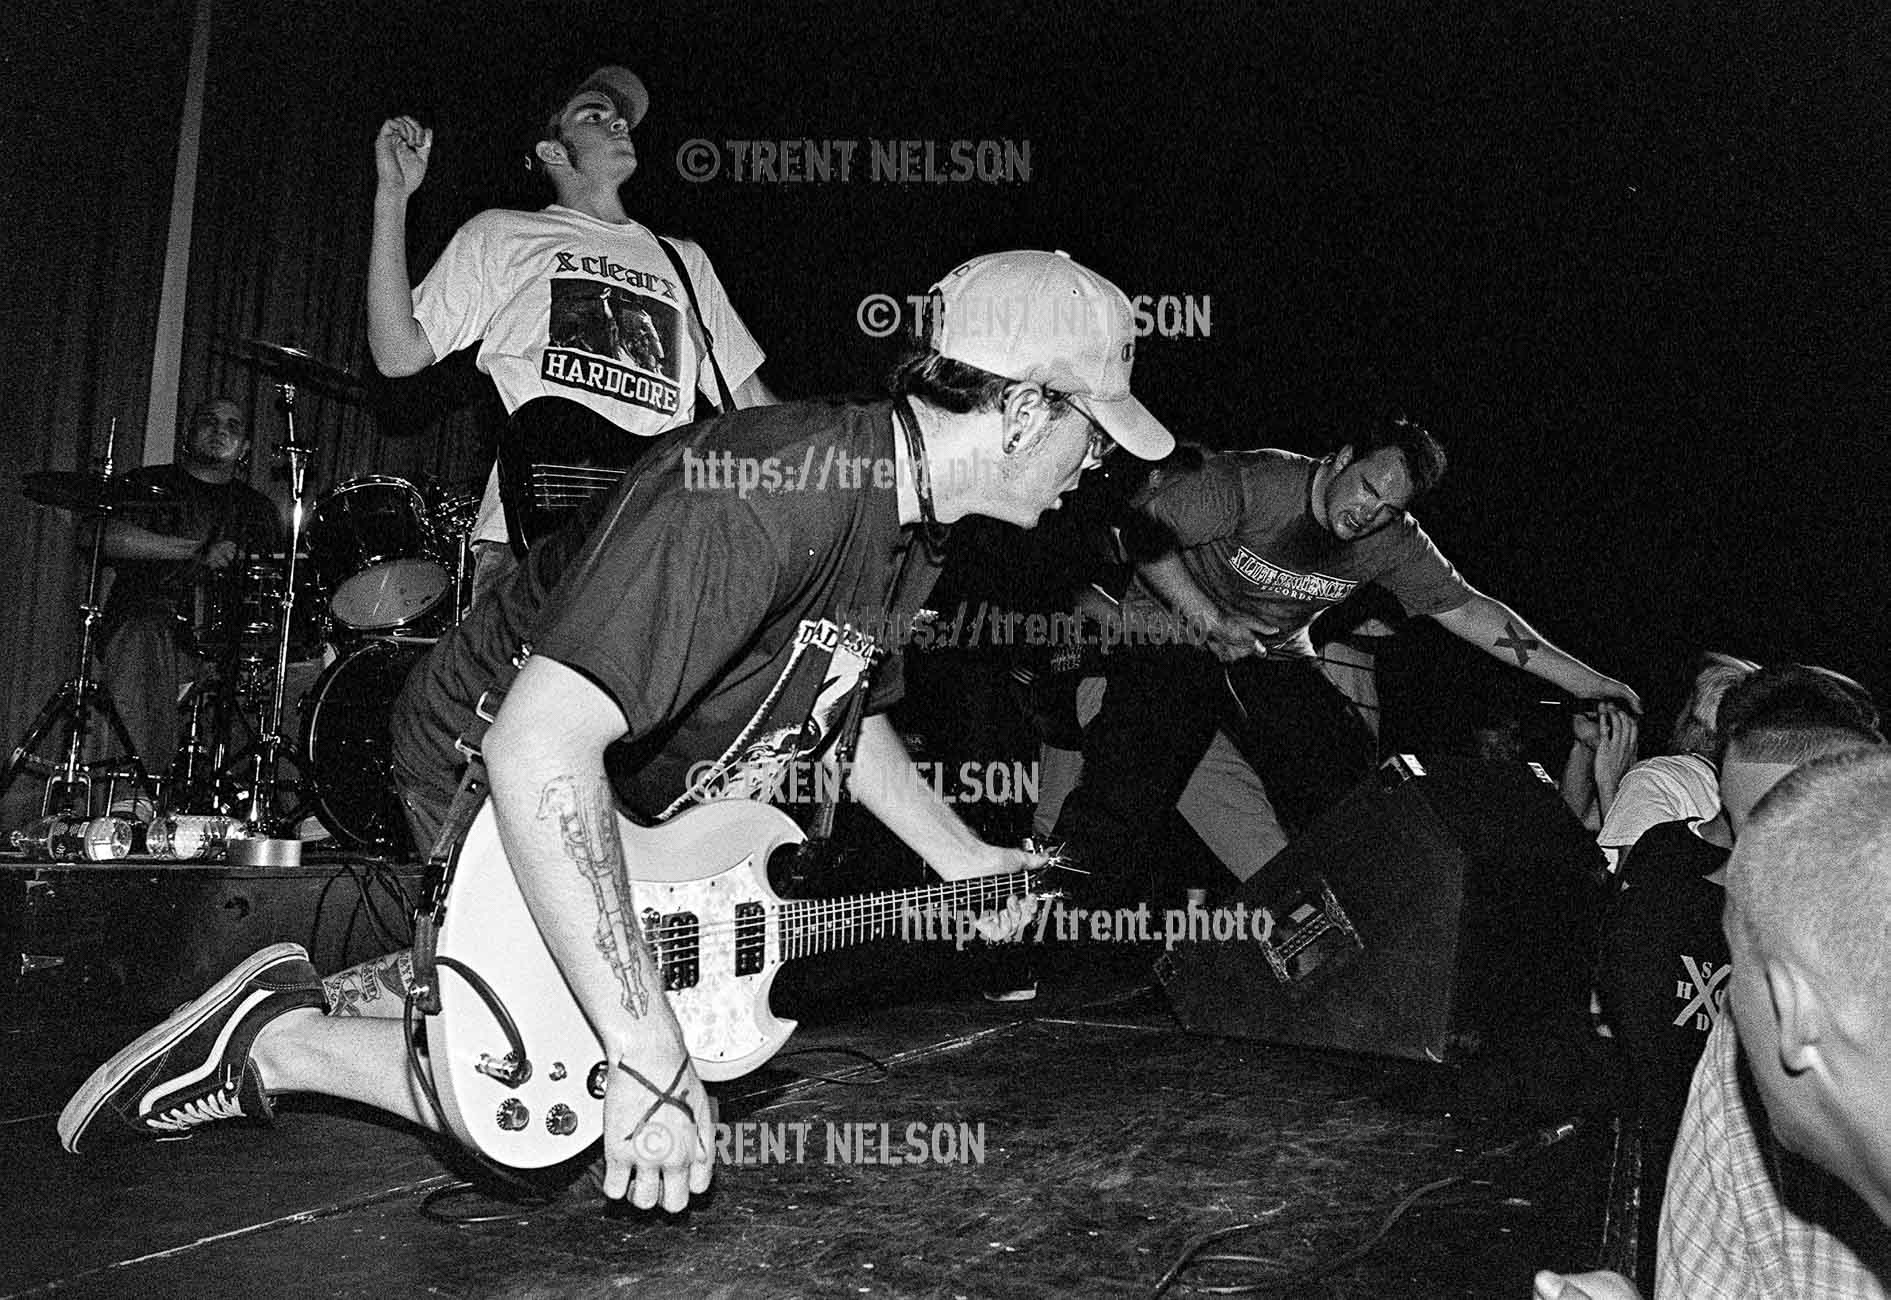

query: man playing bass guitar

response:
[367,64,774,591]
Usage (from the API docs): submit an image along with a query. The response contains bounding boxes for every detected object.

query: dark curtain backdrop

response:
[0,2,192,824]
[0,0,657,820]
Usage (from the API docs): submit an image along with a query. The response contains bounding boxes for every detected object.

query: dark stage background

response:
[3,0,1886,801]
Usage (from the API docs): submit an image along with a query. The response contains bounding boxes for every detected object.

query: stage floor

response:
[1,929,1623,1300]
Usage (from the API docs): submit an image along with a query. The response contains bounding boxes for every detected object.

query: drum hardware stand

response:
[0,420,152,817]
[168,675,227,813]
[237,380,315,836]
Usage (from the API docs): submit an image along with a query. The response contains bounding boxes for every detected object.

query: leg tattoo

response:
[323,950,417,1017]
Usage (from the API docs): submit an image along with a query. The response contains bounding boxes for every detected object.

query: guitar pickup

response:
[734,901,765,976]
[653,912,700,990]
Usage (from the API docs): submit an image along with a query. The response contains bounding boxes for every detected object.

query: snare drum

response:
[306,476,450,631]
[191,557,324,659]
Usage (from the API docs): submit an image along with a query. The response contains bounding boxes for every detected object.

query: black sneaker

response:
[58,942,324,1153]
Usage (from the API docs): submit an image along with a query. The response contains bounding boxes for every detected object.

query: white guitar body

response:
[427,797,1043,1170]
[429,799,804,1170]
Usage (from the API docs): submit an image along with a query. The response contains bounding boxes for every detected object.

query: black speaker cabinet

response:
[1155,756,1607,1063]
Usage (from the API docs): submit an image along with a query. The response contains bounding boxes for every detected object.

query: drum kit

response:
[0,339,475,858]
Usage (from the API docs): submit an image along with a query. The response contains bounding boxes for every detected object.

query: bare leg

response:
[250,1008,437,1128]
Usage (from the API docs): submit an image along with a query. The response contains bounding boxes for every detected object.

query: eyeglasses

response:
[1045,388,1119,461]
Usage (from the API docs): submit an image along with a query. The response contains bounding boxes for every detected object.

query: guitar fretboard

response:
[777,873,1036,959]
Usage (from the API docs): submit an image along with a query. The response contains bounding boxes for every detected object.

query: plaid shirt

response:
[1657,1016,1891,1298]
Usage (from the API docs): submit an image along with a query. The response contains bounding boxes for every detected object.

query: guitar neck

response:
[777,872,1033,959]
[526,462,627,510]
[499,397,648,552]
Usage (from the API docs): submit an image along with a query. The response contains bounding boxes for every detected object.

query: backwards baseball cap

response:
[926,250,1174,460]
[540,65,650,139]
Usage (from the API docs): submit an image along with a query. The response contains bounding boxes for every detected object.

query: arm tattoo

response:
[537,776,651,1019]
[1494,619,1541,668]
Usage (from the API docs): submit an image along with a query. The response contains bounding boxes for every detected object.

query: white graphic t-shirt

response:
[411,205,765,544]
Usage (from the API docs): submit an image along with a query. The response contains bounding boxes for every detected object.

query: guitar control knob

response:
[496,1098,530,1131]
[587,1061,609,1099]
[546,1104,579,1136]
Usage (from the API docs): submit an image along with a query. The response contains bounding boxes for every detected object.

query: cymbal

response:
[227,336,363,393]
[22,470,173,514]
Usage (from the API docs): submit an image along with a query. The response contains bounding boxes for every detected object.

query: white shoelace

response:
[146,1087,246,1132]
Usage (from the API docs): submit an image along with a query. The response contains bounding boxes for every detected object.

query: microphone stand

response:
[239,381,314,835]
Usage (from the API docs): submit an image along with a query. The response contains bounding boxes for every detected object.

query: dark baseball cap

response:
[540,65,649,139]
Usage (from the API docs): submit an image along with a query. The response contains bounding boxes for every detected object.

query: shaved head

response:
[1729,748,1891,994]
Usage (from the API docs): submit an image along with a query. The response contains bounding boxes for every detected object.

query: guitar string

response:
[640,878,1042,955]
[641,876,1035,936]
[644,900,1034,954]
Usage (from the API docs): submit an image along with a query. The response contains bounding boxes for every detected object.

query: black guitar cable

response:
[403,957,556,1222]
[1146,1117,1585,1297]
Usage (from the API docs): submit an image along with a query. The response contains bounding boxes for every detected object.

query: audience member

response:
[1536,671,1889,1300]
[1595,653,1759,873]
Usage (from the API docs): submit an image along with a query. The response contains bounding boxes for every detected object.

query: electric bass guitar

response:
[495,396,657,555]
[426,798,1049,1169]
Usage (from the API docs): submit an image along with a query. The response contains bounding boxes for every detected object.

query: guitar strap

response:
[804,490,928,850]
[655,236,737,416]
[410,663,521,1015]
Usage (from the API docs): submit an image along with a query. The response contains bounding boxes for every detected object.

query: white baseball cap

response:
[926,250,1175,460]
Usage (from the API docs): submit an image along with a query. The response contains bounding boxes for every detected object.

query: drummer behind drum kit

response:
[1,338,473,861]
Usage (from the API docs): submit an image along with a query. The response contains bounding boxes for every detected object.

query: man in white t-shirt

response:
[366,65,774,595]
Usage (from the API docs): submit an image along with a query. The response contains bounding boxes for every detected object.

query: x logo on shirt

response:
[1673,955,1730,1028]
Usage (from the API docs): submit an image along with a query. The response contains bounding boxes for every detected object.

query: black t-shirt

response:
[100,465,283,627]
[393,398,943,822]
[1597,818,1730,1126]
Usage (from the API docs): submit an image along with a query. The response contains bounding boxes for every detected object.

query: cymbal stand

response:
[237,382,314,834]
[0,421,150,815]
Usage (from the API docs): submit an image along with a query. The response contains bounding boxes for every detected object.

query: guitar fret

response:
[775,873,1033,957]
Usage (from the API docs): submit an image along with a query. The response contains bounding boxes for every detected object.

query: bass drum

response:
[299,639,431,856]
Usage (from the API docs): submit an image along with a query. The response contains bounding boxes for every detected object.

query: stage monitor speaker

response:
[1154,755,1607,1064]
